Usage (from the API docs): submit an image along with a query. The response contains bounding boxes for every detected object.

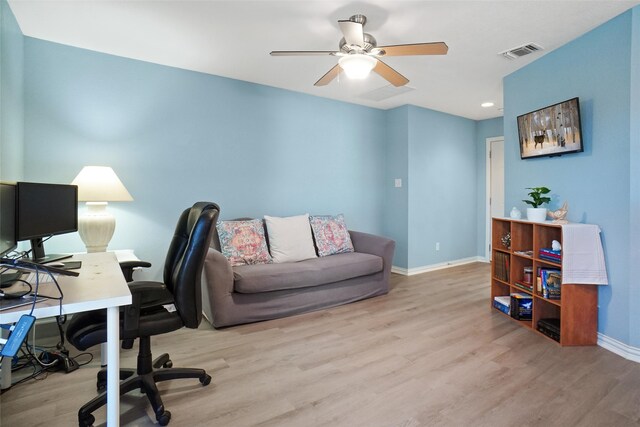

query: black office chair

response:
[66,202,220,427]
[119,260,152,282]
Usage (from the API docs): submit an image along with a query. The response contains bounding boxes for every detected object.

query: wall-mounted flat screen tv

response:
[517,97,583,159]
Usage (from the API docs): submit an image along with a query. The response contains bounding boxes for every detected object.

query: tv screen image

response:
[0,182,17,258]
[517,97,583,159]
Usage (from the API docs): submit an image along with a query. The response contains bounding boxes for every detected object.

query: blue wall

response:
[504,10,635,344]
[0,0,24,181]
[21,36,493,274]
[382,105,490,270]
[475,117,504,257]
[407,106,478,269]
[383,106,409,267]
[629,7,640,347]
[23,38,387,277]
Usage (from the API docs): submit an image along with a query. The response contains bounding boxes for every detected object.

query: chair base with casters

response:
[66,202,220,427]
[78,336,211,427]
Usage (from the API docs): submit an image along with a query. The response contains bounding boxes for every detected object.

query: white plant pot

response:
[527,207,547,222]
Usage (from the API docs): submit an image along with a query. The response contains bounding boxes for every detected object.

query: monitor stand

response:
[30,238,73,264]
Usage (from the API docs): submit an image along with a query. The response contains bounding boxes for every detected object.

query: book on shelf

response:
[510,293,532,320]
[539,248,562,263]
[540,248,561,256]
[493,296,511,315]
[537,318,561,342]
[540,268,562,299]
[540,255,562,263]
[493,251,509,282]
[513,280,533,293]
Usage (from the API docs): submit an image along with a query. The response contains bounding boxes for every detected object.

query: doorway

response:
[485,136,504,260]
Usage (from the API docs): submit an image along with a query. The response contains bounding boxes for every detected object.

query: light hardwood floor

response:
[2,262,639,426]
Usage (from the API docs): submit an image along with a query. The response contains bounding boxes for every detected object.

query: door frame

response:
[485,136,505,260]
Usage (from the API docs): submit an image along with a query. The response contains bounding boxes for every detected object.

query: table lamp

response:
[71,166,133,252]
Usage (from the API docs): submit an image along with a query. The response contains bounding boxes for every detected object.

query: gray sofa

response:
[201,229,395,328]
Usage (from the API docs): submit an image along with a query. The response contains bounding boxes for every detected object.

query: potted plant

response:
[523,187,551,222]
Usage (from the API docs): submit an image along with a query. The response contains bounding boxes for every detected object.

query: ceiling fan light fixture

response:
[338,54,377,79]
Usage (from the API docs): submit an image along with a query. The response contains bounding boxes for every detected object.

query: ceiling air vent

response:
[359,85,415,101]
[500,43,543,60]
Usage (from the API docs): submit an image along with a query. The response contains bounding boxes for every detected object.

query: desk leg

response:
[106,306,120,426]
[1,328,10,390]
[101,343,108,366]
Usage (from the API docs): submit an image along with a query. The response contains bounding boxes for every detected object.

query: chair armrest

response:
[120,260,152,270]
[122,281,171,339]
[120,260,152,282]
[128,281,173,308]
[128,281,166,294]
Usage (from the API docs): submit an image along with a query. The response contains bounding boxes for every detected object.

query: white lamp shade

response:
[71,166,133,202]
[338,54,377,79]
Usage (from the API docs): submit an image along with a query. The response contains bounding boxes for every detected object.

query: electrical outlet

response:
[436,242,440,251]
[394,178,402,188]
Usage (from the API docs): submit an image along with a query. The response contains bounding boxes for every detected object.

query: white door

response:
[486,137,505,259]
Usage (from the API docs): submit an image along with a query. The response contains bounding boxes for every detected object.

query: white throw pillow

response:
[264,214,317,263]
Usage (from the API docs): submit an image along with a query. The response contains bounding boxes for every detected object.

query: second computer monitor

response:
[16,182,78,263]
[0,182,17,258]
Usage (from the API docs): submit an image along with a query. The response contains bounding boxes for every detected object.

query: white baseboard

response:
[598,333,640,363]
[392,256,485,276]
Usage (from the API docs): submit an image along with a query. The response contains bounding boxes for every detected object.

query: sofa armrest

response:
[201,247,235,324]
[349,231,396,280]
[350,230,395,258]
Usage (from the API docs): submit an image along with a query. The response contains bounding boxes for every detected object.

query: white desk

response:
[0,252,132,427]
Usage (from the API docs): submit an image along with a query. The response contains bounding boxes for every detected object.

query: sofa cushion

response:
[309,214,354,257]
[264,214,317,263]
[233,252,383,294]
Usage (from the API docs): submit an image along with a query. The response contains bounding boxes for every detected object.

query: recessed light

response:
[481,102,494,108]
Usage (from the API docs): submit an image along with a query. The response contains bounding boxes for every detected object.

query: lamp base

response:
[78,202,115,253]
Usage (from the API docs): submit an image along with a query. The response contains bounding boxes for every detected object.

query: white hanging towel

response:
[561,224,608,285]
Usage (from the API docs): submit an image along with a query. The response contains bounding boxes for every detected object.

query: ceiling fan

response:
[270,14,448,87]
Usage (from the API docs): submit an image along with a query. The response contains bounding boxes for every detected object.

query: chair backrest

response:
[163,202,220,328]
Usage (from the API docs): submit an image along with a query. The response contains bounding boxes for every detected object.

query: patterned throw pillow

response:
[216,219,272,266]
[309,214,354,257]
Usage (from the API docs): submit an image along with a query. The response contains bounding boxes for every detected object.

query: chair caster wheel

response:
[156,410,171,426]
[96,381,106,392]
[79,413,95,427]
[163,360,173,368]
[200,374,211,386]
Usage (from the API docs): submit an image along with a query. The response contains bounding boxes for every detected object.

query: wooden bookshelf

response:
[490,218,598,346]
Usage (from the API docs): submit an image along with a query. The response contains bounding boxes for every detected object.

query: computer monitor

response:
[0,182,17,258]
[16,182,78,263]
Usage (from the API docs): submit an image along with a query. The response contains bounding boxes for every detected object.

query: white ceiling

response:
[8,0,640,120]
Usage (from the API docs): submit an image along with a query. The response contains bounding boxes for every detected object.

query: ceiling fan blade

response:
[314,64,342,86]
[270,51,338,56]
[378,42,448,56]
[338,20,364,47]
[373,60,409,87]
